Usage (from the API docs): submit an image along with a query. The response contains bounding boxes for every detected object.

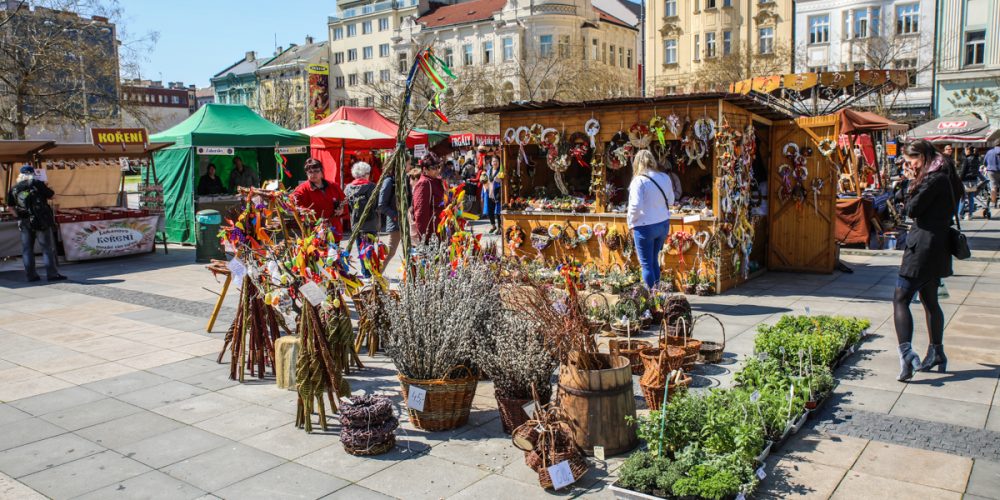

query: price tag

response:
[407,385,427,412]
[224,240,236,254]
[522,401,536,419]
[33,168,47,182]
[547,460,576,490]
[750,390,761,403]
[593,445,605,461]
[788,384,795,401]
[736,494,746,500]
[299,281,327,305]
[683,214,701,224]
[756,466,767,480]
[757,352,769,361]
[227,258,246,282]
[804,306,811,315]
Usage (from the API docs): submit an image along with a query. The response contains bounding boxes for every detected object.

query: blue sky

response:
[118,1,332,88]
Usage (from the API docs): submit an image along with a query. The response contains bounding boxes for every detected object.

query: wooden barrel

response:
[557,352,638,457]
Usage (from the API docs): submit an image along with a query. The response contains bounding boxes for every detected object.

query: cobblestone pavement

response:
[0,219,998,499]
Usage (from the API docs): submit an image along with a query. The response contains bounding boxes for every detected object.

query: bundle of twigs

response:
[295,297,353,433]
[353,286,396,357]
[218,277,282,382]
[511,389,589,490]
[503,278,600,370]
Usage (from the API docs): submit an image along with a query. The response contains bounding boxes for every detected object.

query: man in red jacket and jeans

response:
[292,158,347,238]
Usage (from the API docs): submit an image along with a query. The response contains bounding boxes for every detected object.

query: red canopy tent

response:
[308,107,429,185]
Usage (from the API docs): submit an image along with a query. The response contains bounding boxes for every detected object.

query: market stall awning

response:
[298,120,393,149]
[311,106,427,149]
[0,140,55,163]
[413,128,451,146]
[838,109,908,136]
[37,142,174,159]
[150,104,309,148]
[906,114,1000,144]
[729,70,911,117]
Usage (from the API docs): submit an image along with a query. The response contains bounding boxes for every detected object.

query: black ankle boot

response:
[897,342,921,382]
[918,344,947,373]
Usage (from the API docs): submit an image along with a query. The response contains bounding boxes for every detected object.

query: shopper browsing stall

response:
[197,164,227,196]
[410,154,447,244]
[6,165,67,282]
[627,150,674,288]
[292,158,347,237]
[229,157,260,191]
[481,156,502,234]
[345,161,380,276]
[377,168,401,266]
[959,146,985,220]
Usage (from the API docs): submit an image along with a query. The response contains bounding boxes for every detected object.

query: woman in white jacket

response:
[627,149,675,287]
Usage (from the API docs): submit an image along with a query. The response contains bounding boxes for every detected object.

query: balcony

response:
[329,0,419,21]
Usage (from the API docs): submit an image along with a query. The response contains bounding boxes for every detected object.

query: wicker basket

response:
[660,317,701,370]
[496,388,553,434]
[694,313,726,364]
[398,367,478,431]
[609,339,653,375]
[343,435,396,456]
[638,346,685,387]
[639,373,693,411]
[526,448,590,490]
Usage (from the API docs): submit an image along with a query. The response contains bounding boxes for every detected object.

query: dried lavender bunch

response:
[477,310,558,400]
[379,259,500,380]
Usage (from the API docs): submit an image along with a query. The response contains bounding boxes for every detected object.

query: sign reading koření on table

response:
[58,216,159,261]
[91,128,148,146]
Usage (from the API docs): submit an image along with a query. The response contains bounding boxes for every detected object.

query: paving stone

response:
[757,457,847,499]
[357,454,490,500]
[450,472,552,499]
[82,370,171,397]
[18,450,151,499]
[194,405,292,441]
[890,393,991,429]
[832,470,961,499]
[0,404,31,426]
[119,426,233,469]
[781,431,870,469]
[118,350,194,370]
[320,484,397,500]
[215,462,349,500]
[51,362,137,386]
[75,411,186,450]
[148,357,222,380]
[9,386,105,416]
[0,433,105,478]
[427,426,519,471]
[0,470,46,499]
[73,470,206,500]
[0,418,65,452]
[240,422,337,460]
[296,443,425,483]
[0,375,73,403]
[116,380,208,410]
[830,383,900,414]
[181,367,241,392]
[965,459,1000,499]
[161,443,285,492]
[153,392,250,424]
[40,398,142,431]
[853,441,973,492]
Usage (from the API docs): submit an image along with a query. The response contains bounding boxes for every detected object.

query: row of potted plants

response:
[613,314,870,499]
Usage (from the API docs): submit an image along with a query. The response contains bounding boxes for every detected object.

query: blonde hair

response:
[632,149,657,177]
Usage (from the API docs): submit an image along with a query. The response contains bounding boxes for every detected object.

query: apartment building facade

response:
[257,37,331,130]
[211,51,267,111]
[643,0,794,95]
[934,0,1000,122]
[120,80,193,133]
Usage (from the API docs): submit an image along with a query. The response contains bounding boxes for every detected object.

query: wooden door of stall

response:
[767,117,837,273]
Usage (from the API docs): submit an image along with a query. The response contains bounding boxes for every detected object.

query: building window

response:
[896,4,919,34]
[619,46,624,66]
[965,30,986,66]
[664,39,677,64]
[723,0,731,6]
[378,17,389,31]
[706,0,716,9]
[591,38,598,60]
[693,34,700,61]
[558,35,570,58]
[334,52,344,64]
[893,58,919,84]
[540,35,553,58]
[723,30,732,55]
[363,46,373,60]
[463,43,473,65]
[627,49,633,69]
[503,37,514,61]
[347,24,356,37]
[379,43,389,57]
[362,20,372,35]
[851,8,880,39]
[809,15,829,44]
[350,98,359,106]
[365,96,374,107]
[381,95,391,105]
[380,69,390,82]
[333,27,343,40]
[602,42,607,63]
[609,44,616,66]
[706,32,716,57]
[758,27,774,54]
[336,99,346,108]
[348,74,358,86]
[444,47,454,67]
[363,71,374,84]
[348,49,357,61]
[483,41,494,64]
[398,53,408,73]
[664,0,676,17]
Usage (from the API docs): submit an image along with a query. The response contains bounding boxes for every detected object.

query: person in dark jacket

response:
[480,156,502,234]
[344,161,380,278]
[958,146,985,220]
[377,168,400,267]
[894,140,963,382]
[6,165,66,282]
[197,164,227,196]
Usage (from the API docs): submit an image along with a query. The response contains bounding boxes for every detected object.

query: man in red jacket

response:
[291,158,347,237]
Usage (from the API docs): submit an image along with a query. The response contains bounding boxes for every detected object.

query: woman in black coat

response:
[894,140,963,382]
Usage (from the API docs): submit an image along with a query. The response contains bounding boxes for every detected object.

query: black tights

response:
[487,212,498,227]
[893,277,944,345]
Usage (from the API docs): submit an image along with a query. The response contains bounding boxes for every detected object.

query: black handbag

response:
[947,175,972,260]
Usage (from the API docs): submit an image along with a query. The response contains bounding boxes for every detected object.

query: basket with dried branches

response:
[512,401,590,490]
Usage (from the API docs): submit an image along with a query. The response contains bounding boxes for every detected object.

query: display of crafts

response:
[714,120,758,279]
[778,142,810,209]
[512,196,593,213]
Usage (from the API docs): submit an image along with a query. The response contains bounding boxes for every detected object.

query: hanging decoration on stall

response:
[584,119,600,148]
[649,115,668,146]
[506,225,525,253]
[567,132,591,168]
[606,131,633,170]
[811,178,825,215]
[628,123,652,148]
[817,138,837,157]
[503,128,517,144]
[593,222,608,259]
[531,226,552,259]
[713,121,758,279]
[666,230,694,266]
[667,113,682,137]
[414,49,457,124]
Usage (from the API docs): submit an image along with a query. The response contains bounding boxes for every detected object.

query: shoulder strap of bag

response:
[640,174,670,207]
[945,171,962,232]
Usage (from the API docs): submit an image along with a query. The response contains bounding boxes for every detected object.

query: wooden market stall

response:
[473,93,840,293]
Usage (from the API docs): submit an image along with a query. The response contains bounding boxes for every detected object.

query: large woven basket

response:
[639,373,692,411]
[398,367,478,431]
[610,339,653,375]
[496,388,552,434]
[343,435,396,456]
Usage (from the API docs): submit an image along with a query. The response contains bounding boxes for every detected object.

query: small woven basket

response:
[610,339,653,375]
[695,313,726,364]
[496,388,552,435]
[640,372,692,411]
[398,366,478,431]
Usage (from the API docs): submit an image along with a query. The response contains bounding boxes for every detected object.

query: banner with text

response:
[308,64,330,125]
[59,215,159,261]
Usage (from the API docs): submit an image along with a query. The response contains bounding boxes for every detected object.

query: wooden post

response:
[205,269,232,333]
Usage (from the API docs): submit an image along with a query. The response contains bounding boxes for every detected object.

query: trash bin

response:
[195,209,226,263]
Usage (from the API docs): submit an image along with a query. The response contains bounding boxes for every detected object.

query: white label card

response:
[227,258,246,282]
[299,281,327,305]
[547,460,576,490]
[736,494,746,500]
[407,385,427,412]
[756,466,767,480]
[682,214,701,223]
[522,401,536,419]
[593,445,605,461]
[750,390,761,403]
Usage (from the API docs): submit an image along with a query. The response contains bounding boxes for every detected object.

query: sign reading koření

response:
[59,216,159,261]
[91,128,148,146]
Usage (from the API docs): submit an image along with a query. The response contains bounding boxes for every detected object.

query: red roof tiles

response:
[417,0,508,28]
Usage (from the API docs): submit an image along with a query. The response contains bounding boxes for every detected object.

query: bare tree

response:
[259,75,304,130]
[848,33,934,116]
[694,41,794,91]
[0,0,157,139]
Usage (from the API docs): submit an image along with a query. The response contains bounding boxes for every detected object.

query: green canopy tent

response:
[150,104,310,243]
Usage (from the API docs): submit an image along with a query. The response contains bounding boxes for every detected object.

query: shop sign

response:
[450,133,502,147]
[885,142,897,157]
[276,146,308,154]
[196,146,235,156]
[59,216,158,261]
[413,144,428,158]
[91,128,148,146]
[308,64,330,125]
